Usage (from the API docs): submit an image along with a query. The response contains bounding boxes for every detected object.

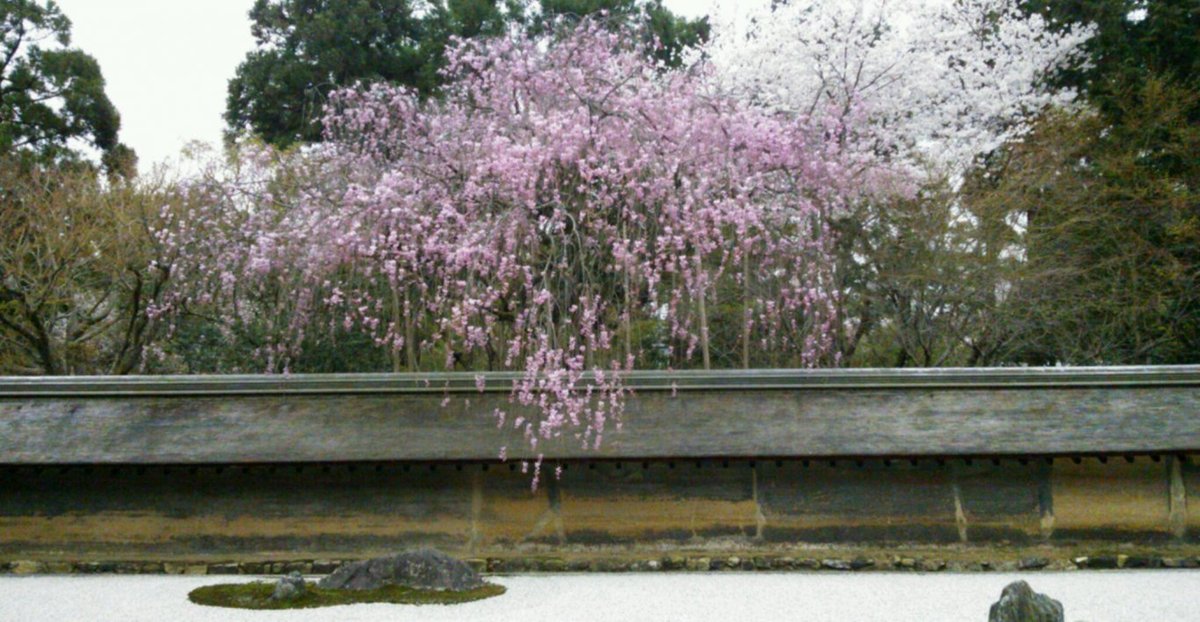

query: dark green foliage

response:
[1022,0,1199,122]
[536,0,709,66]
[226,0,444,148]
[165,312,394,374]
[963,77,1199,365]
[0,0,131,173]
[994,0,1200,364]
[224,0,708,149]
[641,1,709,67]
[188,580,506,610]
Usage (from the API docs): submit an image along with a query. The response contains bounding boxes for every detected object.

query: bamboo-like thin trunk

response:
[623,268,633,364]
[696,257,711,370]
[389,284,402,373]
[404,287,417,371]
[741,253,750,370]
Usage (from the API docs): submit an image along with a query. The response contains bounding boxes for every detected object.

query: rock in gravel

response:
[318,549,483,592]
[270,571,307,601]
[988,581,1063,622]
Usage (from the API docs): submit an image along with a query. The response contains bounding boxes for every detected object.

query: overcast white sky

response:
[53,0,755,173]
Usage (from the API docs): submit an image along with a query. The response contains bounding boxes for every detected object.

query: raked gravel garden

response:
[2,570,1198,622]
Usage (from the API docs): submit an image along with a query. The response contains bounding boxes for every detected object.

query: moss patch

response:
[188,581,506,610]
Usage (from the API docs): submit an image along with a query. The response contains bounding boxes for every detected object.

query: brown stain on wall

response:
[0,456,1193,560]
[1180,456,1197,537]
[1050,457,1168,535]
[559,496,760,540]
[0,513,472,545]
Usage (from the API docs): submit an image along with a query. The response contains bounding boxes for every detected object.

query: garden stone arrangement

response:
[188,549,503,610]
[318,549,485,591]
[269,571,306,602]
[989,581,1064,622]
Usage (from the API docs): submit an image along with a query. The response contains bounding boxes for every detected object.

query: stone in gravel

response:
[318,549,483,592]
[850,557,875,570]
[589,559,624,572]
[540,558,567,572]
[11,561,43,575]
[311,560,339,574]
[282,561,312,575]
[77,562,117,574]
[239,562,267,575]
[821,559,852,571]
[1085,556,1120,569]
[988,581,1063,622]
[270,571,307,601]
[1019,557,1049,570]
[499,559,526,573]
[917,559,947,572]
[208,563,240,575]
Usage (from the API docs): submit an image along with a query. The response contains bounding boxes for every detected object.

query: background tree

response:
[148,140,394,374]
[963,77,1199,364]
[224,0,708,149]
[1023,0,1199,121]
[706,0,1094,177]
[962,0,1200,364]
[0,161,177,374]
[181,23,870,479]
[830,174,1022,367]
[0,0,133,174]
[706,0,1096,367]
[535,0,709,66]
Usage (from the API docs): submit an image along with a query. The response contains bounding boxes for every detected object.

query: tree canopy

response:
[0,0,132,173]
[224,0,709,149]
[706,0,1094,177]
[1023,0,1200,121]
[170,23,874,477]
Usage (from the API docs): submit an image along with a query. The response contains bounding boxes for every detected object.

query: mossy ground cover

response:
[188,581,505,610]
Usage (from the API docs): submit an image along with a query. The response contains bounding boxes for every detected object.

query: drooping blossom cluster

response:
[705,0,1095,177]
[148,141,349,372]
[161,23,877,486]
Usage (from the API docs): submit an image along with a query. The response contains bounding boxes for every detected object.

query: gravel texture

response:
[1,571,1196,621]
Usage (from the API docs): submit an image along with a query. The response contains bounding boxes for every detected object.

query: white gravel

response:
[1,571,1197,622]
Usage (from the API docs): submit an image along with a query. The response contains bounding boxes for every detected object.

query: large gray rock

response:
[269,571,307,601]
[989,581,1064,622]
[318,549,483,592]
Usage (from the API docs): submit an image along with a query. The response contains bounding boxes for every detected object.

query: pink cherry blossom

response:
[160,21,881,488]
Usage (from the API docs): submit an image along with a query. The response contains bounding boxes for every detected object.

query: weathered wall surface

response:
[1,367,1196,570]
[4,367,1199,463]
[0,456,1193,565]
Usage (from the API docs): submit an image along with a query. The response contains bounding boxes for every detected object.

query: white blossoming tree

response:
[706,0,1095,177]
[705,0,1096,366]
